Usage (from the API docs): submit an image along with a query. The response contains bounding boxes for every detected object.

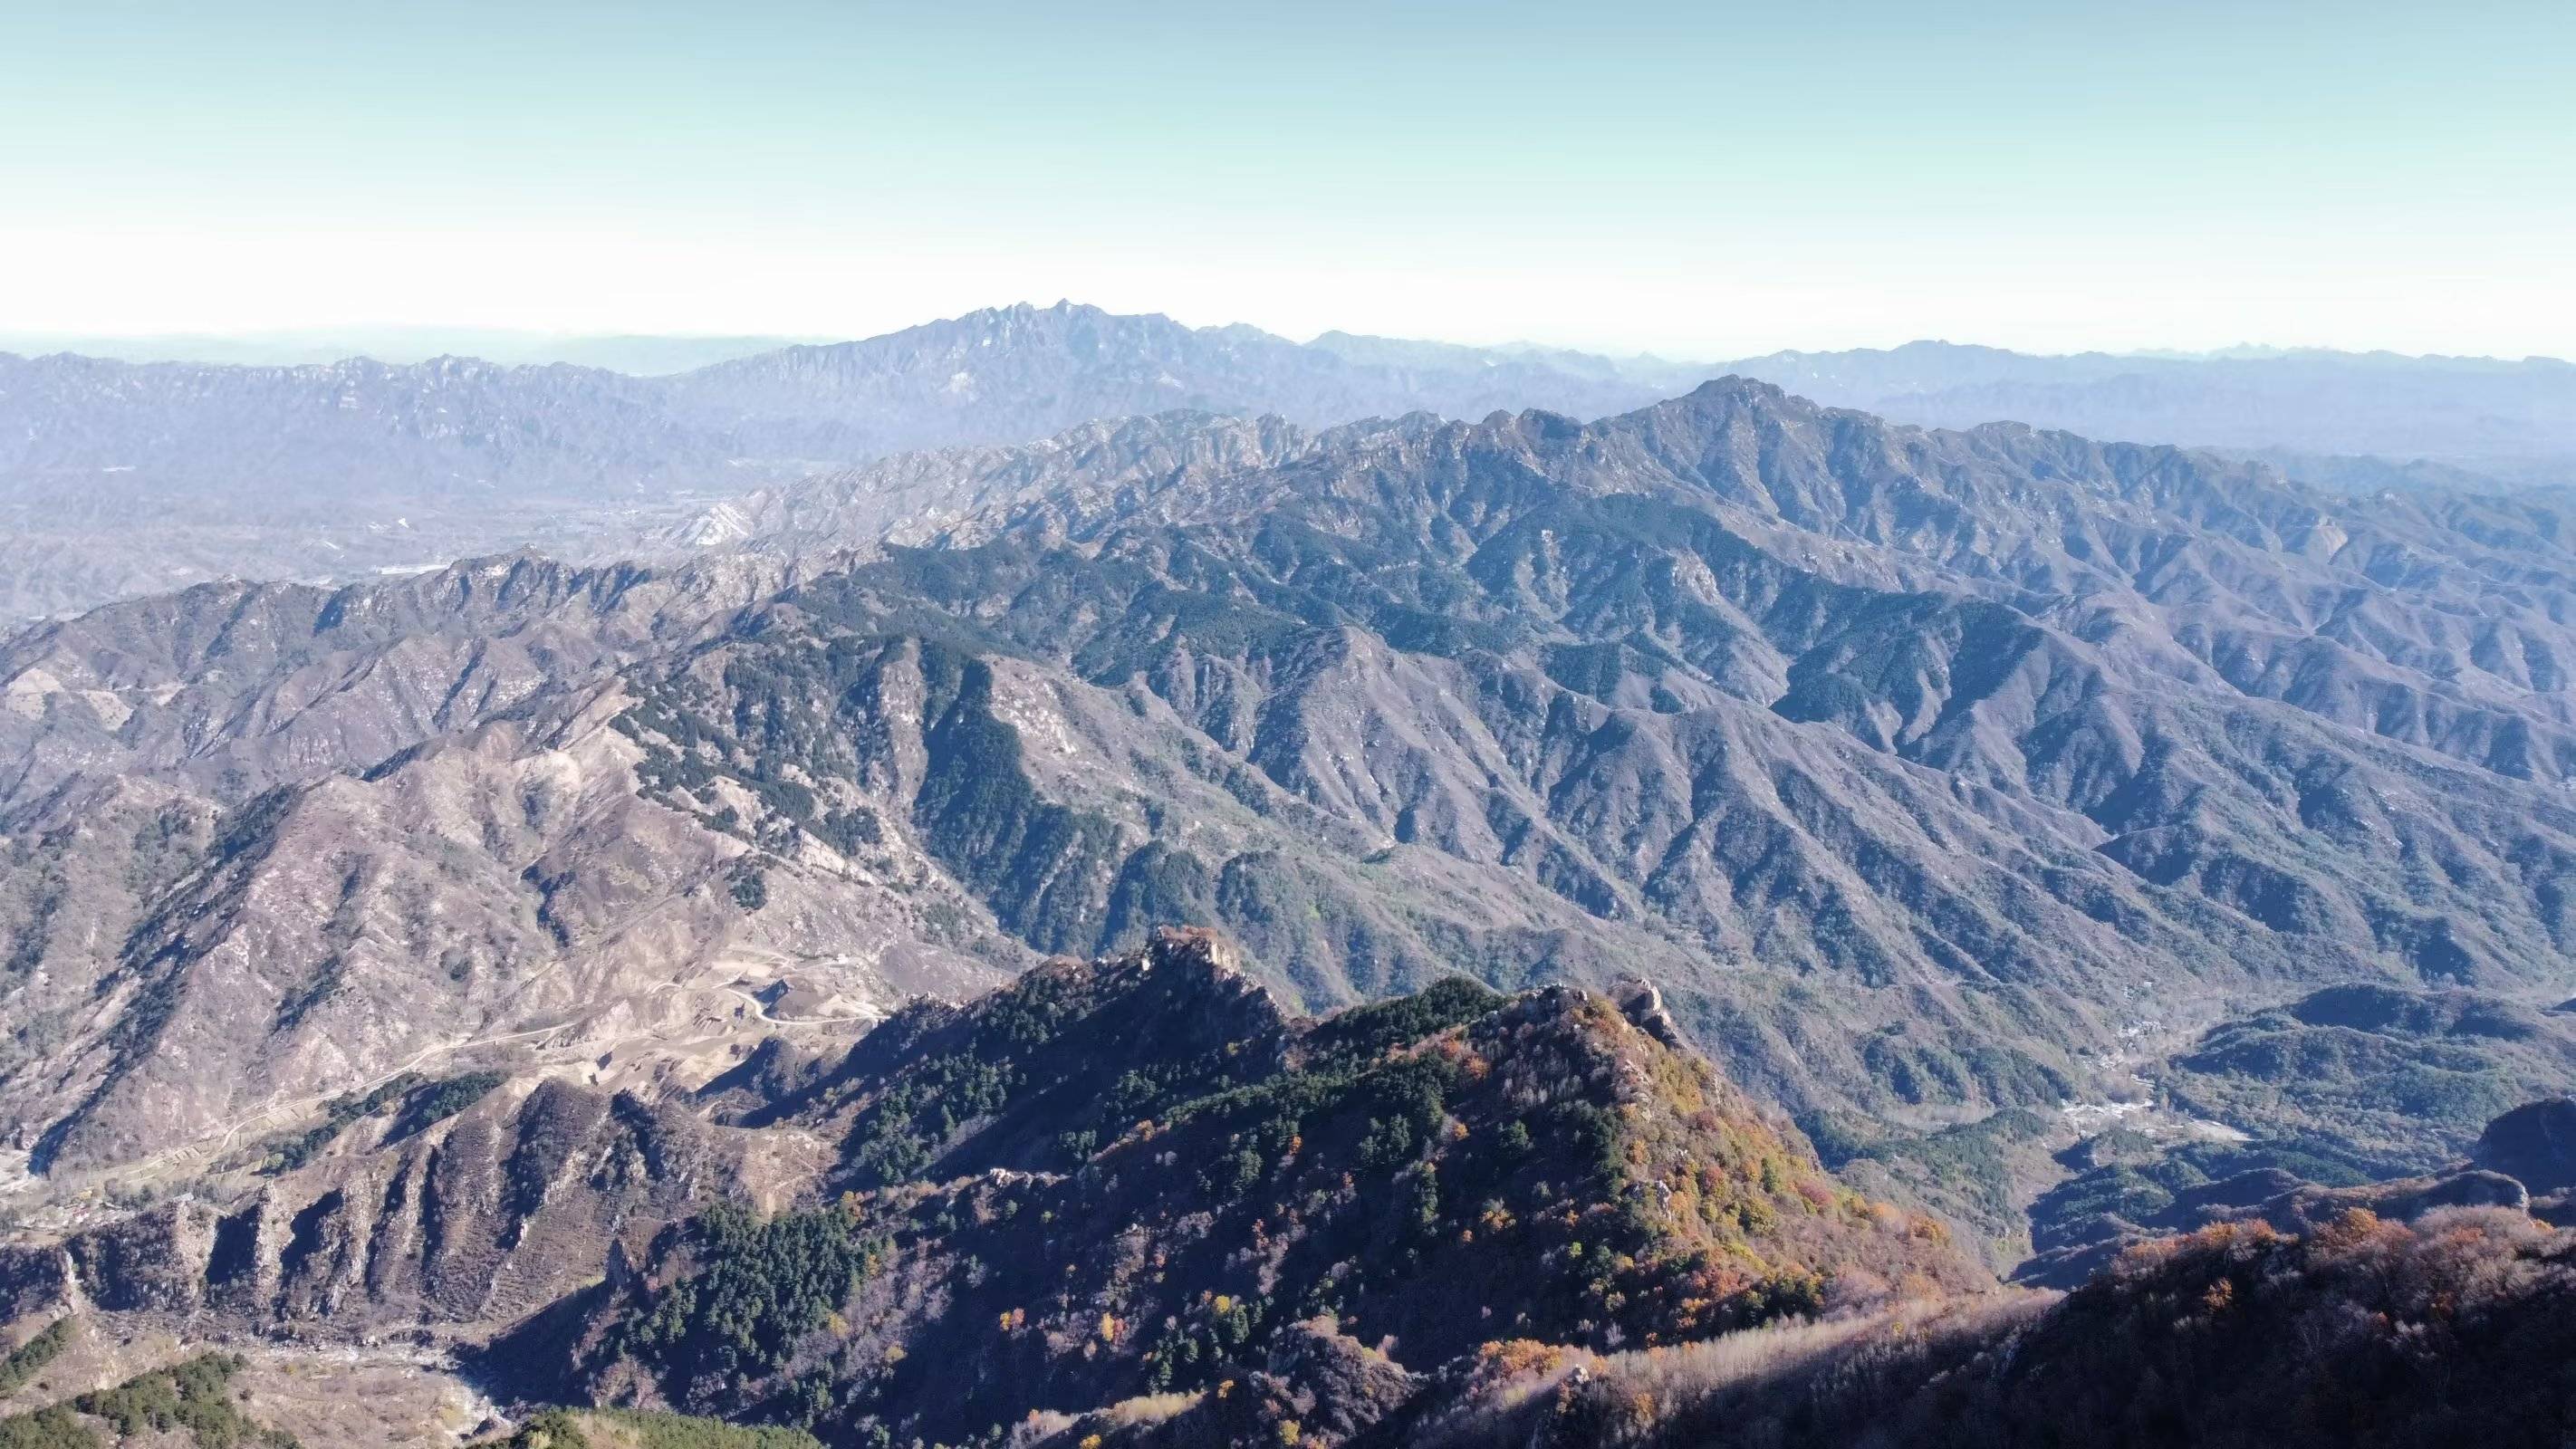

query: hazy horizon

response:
[5,1,2569,359]
[5,308,2570,374]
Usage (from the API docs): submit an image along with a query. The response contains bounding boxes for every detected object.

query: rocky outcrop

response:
[1,1080,749,1336]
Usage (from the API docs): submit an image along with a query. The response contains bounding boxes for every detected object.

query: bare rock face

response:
[1610,975,1685,1048]
[3,646,1011,1176]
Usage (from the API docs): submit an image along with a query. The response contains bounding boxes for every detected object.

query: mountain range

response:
[0,303,1702,622]
[11,375,2576,1216]
[0,328,836,375]
[5,303,2570,622]
[5,330,2576,1444]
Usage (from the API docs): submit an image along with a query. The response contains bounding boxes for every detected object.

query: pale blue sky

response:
[2,0,2569,355]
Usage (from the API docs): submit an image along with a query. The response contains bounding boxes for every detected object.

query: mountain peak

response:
[1680,372,1799,404]
[545,929,1985,1439]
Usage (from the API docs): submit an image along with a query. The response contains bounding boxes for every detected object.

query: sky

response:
[2,0,2571,359]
